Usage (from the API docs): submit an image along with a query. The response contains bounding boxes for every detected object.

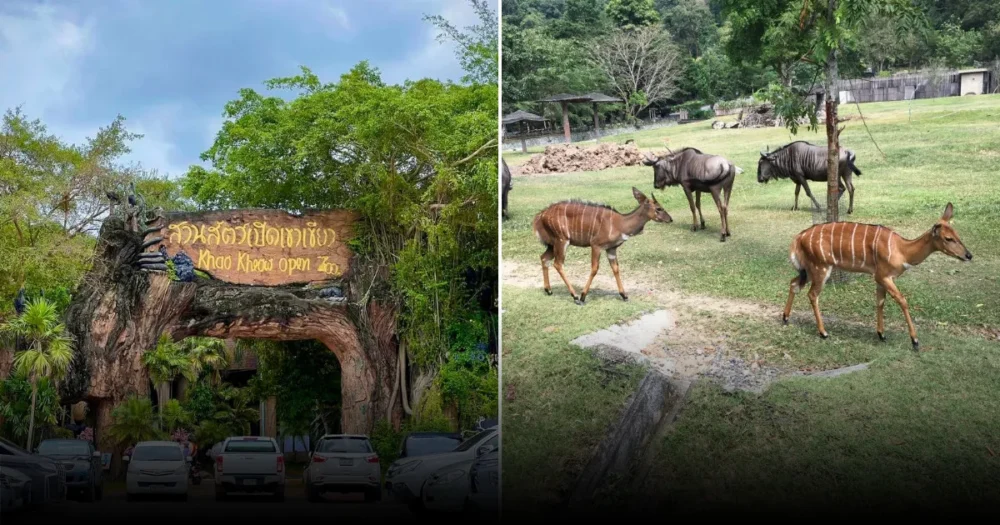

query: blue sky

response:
[0,0,488,178]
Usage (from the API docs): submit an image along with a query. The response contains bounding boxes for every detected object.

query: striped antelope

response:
[533,187,672,305]
[782,203,973,350]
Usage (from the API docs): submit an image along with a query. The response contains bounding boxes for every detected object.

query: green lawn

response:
[501,95,1000,511]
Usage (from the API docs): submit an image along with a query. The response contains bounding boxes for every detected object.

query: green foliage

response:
[674,99,715,120]
[0,107,187,315]
[662,0,719,57]
[253,340,340,442]
[182,382,216,423]
[142,334,199,386]
[0,375,60,448]
[160,399,192,433]
[180,60,497,370]
[438,347,499,430]
[107,396,165,448]
[2,297,75,383]
[933,20,986,67]
[606,0,661,29]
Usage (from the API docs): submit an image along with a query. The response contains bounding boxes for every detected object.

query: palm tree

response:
[0,297,75,449]
[214,385,259,435]
[142,334,197,426]
[183,337,234,387]
[106,395,163,447]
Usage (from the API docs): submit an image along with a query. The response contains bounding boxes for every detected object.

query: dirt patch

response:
[505,258,879,393]
[518,143,648,175]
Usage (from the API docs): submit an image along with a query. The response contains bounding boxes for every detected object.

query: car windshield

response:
[0,437,27,455]
[454,430,494,452]
[317,437,371,453]
[224,440,276,453]
[404,436,461,457]
[38,440,90,456]
[132,445,182,461]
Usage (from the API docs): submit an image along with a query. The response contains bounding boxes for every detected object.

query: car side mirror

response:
[476,444,494,457]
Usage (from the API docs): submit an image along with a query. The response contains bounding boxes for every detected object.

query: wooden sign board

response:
[148,209,358,286]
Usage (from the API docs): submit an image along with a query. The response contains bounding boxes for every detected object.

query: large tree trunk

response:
[824,0,840,224]
[62,214,402,465]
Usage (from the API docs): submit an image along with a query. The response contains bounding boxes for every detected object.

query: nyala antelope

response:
[783,203,973,350]
[533,187,672,305]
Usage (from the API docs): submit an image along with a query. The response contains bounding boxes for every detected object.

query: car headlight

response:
[389,460,421,477]
[429,469,465,485]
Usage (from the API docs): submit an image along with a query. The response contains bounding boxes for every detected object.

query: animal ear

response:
[632,186,647,202]
[931,223,941,237]
[941,202,954,222]
[651,192,660,204]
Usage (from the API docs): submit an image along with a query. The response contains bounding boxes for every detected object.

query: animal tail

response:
[849,152,862,176]
[797,269,808,288]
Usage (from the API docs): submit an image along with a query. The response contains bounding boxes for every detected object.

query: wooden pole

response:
[592,102,600,141]
[561,101,571,143]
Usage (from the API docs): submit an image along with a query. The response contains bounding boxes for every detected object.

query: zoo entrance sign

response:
[150,209,358,286]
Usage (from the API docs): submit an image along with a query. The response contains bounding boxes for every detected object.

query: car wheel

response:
[273,488,285,502]
[408,498,426,514]
[180,493,188,502]
[126,493,136,502]
[22,483,32,507]
[83,481,96,502]
[215,486,227,501]
[96,482,104,500]
[306,484,321,503]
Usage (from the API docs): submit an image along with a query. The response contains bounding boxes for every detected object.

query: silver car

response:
[303,434,382,502]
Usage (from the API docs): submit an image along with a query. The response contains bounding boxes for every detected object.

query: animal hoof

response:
[544,289,552,296]
[690,226,699,232]
[620,293,628,302]
[700,223,706,230]
[819,332,829,339]
[877,332,886,342]
[720,236,726,242]
[782,315,788,326]
[912,339,919,351]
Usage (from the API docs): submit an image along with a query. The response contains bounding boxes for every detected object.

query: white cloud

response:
[378,0,482,84]
[0,4,96,117]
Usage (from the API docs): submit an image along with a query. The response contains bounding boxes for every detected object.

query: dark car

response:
[37,438,103,501]
[466,448,498,517]
[398,432,463,459]
[0,436,66,505]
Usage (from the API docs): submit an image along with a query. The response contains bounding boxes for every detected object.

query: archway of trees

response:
[61,208,401,462]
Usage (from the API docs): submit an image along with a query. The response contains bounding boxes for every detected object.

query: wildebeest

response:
[642,147,741,242]
[757,140,863,214]
[502,158,512,220]
[533,187,672,304]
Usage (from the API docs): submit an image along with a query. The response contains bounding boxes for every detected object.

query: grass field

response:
[501,95,1000,512]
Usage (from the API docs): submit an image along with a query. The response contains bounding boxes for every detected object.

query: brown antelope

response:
[533,187,672,305]
[782,203,973,350]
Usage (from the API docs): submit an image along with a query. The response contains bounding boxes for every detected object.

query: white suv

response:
[303,434,381,502]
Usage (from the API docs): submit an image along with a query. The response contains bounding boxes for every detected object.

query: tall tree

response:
[589,25,685,120]
[607,0,662,28]
[142,334,198,426]
[1,297,74,448]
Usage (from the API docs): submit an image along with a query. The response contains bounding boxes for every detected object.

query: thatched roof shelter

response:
[537,92,623,142]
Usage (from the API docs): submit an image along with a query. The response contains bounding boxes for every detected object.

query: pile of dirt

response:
[737,104,780,128]
[519,142,647,174]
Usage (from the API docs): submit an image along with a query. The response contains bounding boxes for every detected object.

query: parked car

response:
[466,448,499,516]
[1,467,33,512]
[124,440,190,501]
[398,431,463,460]
[386,427,498,512]
[37,438,103,501]
[421,457,476,512]
[0,436,66,505]
[303,434,381,503]
[214,436,285,501]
